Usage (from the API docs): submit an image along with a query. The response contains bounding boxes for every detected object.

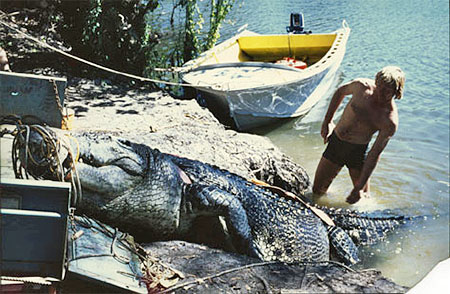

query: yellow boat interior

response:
[198,33,338,67]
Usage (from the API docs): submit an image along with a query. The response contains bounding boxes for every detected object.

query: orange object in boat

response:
[276,57,307,69]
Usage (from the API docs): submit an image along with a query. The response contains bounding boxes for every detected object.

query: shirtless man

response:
[0,47,11,71]
[312,66,405,204]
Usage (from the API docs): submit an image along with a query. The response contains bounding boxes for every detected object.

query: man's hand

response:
[321,121,335,144]
[346,188,362,204]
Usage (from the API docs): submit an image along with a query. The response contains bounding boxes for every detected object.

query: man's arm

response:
[321,80,360,143]
[346,123,397,203]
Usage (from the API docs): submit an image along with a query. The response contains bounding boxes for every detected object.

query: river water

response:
[215,0,449,288]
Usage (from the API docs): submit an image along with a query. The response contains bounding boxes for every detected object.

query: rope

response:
[0,12,200,87]
[6,120,82,206]
[50,79,64,115]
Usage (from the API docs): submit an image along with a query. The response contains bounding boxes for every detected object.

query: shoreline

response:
[0,75,409,293]
[0,15,412,293]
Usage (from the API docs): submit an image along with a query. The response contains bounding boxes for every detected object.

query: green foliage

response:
[82,0,103,47]
[182,0,203,62]
[204,0,236,51]
[2,0,238,82]
[179,0,236,62]
[57,0,160,75]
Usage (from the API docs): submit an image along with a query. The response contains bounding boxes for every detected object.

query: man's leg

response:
[312,156,342,195]
[348,168,370,194]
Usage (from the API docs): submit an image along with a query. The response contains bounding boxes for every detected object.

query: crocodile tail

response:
[321,207,407,245]
[327,226,360,265]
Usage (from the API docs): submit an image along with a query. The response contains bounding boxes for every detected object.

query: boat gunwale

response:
[187,61,303,73]
[182,22,350,92]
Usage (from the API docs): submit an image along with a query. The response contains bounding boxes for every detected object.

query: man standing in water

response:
[312,66,405,204]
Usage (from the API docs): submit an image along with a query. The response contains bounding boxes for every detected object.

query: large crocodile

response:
[13,128,410,265]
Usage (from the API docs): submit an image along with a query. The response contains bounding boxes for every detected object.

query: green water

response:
[220,0,449,287]
[156,0,449,287]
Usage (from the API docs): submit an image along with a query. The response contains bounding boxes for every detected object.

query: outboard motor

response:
[286,13,311,34]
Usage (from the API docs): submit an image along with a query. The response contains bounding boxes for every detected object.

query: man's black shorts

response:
[323,131,369,169]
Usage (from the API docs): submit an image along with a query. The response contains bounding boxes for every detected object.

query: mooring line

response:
[0,11,199,87]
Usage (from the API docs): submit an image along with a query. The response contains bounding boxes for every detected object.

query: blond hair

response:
[375,66,405,99]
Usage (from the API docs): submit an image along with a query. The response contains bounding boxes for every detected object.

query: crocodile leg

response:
[183,184,261,259]
[327,226,360,265]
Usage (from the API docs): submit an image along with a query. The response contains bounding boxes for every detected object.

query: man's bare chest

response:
[349,101,382,129]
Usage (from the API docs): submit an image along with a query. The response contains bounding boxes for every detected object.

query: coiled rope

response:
[1,117,82,207]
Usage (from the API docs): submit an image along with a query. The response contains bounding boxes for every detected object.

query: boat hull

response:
[182,22,350,131]
[196,63,332,130]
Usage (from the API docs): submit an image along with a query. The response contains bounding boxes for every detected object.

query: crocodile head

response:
[15,128,185,240]
[16,129,146,194]
[69,133,149,195]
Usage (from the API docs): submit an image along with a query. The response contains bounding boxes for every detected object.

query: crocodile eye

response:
[122,139,132,146]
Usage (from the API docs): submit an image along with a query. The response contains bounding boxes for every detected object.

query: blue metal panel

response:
[0,178,71,212]
[0,179,71,280]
